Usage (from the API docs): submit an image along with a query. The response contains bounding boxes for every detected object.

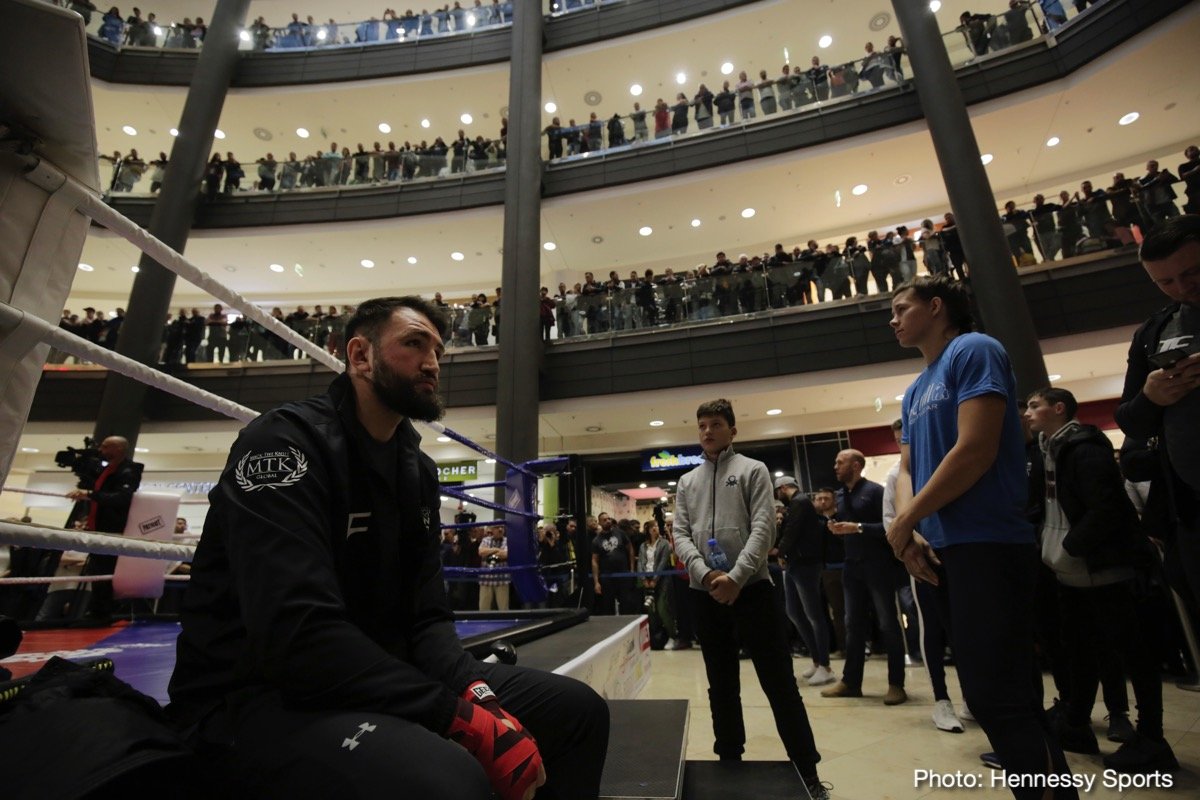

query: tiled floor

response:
[639,649,1200,799]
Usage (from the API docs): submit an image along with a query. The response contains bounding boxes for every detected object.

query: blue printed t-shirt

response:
[900,332,1035,549]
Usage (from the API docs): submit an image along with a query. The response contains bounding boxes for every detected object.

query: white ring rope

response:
[0,520,195,561]
[0,574,190,585]
[0,486,209,505]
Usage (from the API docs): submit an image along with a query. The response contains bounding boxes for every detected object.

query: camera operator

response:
[64,435,142,623]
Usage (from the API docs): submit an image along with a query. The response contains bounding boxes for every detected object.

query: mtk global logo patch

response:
[235,447,309,492]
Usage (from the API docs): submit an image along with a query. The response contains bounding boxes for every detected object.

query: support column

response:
[891,1,1048,396]
[93,0,250,445]
[495,0,544,470]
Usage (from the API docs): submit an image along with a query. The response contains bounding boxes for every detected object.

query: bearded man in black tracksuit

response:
[168,297,608,800]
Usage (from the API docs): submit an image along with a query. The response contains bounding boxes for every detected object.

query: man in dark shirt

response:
[183,308,206,363]
[590,513,634,615]
[169,297,608,800]
[1030,194,1063,261]
[821,449,907,705]
[1179,145,1200,214]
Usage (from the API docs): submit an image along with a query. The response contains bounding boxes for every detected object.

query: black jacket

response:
[88,459,142,533]
[1115,302,1197,524]
[1050,423,1152,573]
[168,374,478,735]
[777,494,824,566]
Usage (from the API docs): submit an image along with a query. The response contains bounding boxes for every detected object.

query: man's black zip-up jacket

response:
[777,494,825,566]
[168,374,479,735]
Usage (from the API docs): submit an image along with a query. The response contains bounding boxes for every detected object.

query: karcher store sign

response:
[437,462,479,483]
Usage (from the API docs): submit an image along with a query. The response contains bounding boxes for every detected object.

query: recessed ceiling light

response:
[420,118,431,129]
[238,29,250,42]
[294,263,304,277]
[543,242,556,251]
[20,447,38,453]
[1118,111,1139,126]
[122,125,137,136]
[1048,373,1062,381]
[668,480,677,486]
[1046,136,1060,147]
[774,471,784,477]
[741,207,756,219]
[721,62,734,75]
[639,226,653,236]
[980,153,994,165]
[851,184,869,196]
[691,218,702,227]
[639,482,648,489]
[269,263,284,273]
[929,0,942,11]
[78,263,93,272]
[766,408,782,415]
[675,72,687,85]
[169,128,179,137]
[214,129,225,139]
[895,394,905,401]
[436,436,451,442]
[544,102,557,113]
[629,84,643,96]
[818,34,833,48]
[585,425,602,432]
[407,256,418,264]
[460,113,473,125]
[296,127,309,138]
[360,259,375,268]
[649,420,664,427]
[378,122,391,134]
[894,174,911,185]
[485,458,496,464]
[130,265,139,273]
[134,447,149,453]
[450,251,465,261]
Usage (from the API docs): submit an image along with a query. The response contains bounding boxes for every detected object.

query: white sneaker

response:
[959,702,975,722]
[801,665,817,679]
[664,639,680,650]
[807,665,836,686]
[932,699,964,733]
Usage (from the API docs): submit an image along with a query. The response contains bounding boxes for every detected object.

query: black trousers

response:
[931,543,1077,799]
[192,662,609,800]
[841,558,907,689]
[690,580,821,779]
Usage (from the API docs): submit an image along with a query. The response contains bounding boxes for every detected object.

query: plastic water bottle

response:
[707,538,731,571]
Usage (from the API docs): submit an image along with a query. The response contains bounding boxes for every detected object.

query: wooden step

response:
[600,699,689,800]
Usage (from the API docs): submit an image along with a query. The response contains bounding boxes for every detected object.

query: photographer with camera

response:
[62,436,142,623]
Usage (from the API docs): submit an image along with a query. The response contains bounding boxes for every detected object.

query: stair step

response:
[600,699,689,799]
[682,761,804,799]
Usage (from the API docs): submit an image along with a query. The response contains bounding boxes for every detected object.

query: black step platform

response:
[601,699,689,800]
[682,761,805,800]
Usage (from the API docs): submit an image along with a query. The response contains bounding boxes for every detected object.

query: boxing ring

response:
[0,0,651,709]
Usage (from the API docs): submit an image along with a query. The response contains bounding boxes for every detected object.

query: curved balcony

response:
[30,250,1163,420]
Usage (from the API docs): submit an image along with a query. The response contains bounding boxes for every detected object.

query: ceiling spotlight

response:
[122,125,137,136]
[1048,373,1062,381]
[407,256,418,264]
[543,242,557,251]
[691,218,702,227]
[774,471,784,478]
[980,153,994,165]
[649,420,664,427]
[20,447,39,453]
[378,122,391,134]
[818,34,833,48]
[929,0,942,11]
[740,207,756,219]
[360,259,375,268]
[296,127,310,138]
[851,183,869,196]
[639,483,648,489]
[766,408,782,416]
[152,25,162,35]
[134,447,150,453]
[214,129,226,139]
[78,263,94,272]
[668,480,677,486]
[485,458,496,464]
[1118,111,1139,126]
[238,30,250,42]
[450,251,465,261]
[460,113,473,125]
[638,226,653,236]
[420,118,431,129]
[169,128,179,137]
[269,263,285,273]
[675,72,687,85]
[720,62,734,75]
[629,84,643,96]
[130,265,139,273]
[1045,136,1060,147]
[436,436,451,443]
[316,29,327,40]
[544,102,557,113]
[585,425,602,432]
[895,394,905,401]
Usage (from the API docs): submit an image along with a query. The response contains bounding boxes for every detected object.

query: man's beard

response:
[370,360,445,422]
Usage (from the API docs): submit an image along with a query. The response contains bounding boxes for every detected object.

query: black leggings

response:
[930,542,1077,799]
[189,662,609,800]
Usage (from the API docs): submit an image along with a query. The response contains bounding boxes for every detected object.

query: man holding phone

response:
[1116,214,1200,661]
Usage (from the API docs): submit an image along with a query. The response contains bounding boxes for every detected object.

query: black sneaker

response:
[980,752,1002,770]
[1103,735,1179,774]
[803,779,833,800]
[1056,722,1100,755]
[1105,713,1136,744]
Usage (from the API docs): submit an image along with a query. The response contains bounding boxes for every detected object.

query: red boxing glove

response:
[463,680,526,734]
[447,695,542,800]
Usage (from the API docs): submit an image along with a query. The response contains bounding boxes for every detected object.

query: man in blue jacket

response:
[169,297,608,800]
[672,399,827,799]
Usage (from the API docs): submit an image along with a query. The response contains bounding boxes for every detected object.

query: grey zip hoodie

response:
[672,447,775,590]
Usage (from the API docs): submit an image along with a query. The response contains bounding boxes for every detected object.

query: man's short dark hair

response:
[814,487,836,497]
[697,398,735,427]
[344,296,449,346]
[1027,386,1078,420]
[893,275,975,334]
[1140,214,1200,262]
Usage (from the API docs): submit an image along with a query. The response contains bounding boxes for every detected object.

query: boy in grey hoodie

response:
[673,398,827,799]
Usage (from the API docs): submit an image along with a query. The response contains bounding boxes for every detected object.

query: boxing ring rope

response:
[0,486,210,505]
[0,519,195,561]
